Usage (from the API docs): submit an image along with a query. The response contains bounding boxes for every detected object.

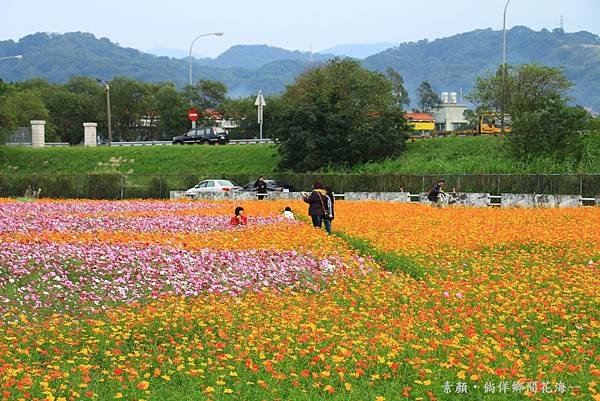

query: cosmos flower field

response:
[0,199,598,401]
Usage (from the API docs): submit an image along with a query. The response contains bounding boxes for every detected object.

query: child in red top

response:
[230,206,248,226]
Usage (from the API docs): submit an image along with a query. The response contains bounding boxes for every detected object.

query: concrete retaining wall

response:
[170,191,596,208]
[501,194,581,208]
[453,193,490,207]
[344,192,410,202]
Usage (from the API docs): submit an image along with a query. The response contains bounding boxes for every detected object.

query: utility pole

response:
[501,0,512,135]
[97,79,112,145]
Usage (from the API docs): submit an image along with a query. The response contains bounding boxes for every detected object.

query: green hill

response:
[2,137,595,177]
[363,26,600,111]
[1,145,279,175]
[1,27,599,108]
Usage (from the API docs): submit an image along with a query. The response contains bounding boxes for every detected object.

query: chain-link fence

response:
[6,127,32,144]
[1,173,599,199]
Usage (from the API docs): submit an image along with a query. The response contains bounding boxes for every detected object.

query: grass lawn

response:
[344,136,594,174]
[0,144,280,175]
[1,136,596,176]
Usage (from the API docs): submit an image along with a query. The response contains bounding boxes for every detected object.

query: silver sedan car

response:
[185,179,241,198]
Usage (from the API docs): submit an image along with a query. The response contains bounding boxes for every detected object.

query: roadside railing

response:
[1,173,598,200]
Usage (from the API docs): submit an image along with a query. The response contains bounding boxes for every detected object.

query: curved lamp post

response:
[188,32,223,87]
[501,0,511,134]
[0,55,23,61]
[96,78,112,146]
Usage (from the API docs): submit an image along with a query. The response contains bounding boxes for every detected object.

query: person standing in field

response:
[323,186,335,235]
[254,176,268,200]
[427,178,446,208]
[302,181,328,229]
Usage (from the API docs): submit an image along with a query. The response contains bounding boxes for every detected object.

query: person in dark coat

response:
[323,186,335,235]
[302,181,328,228]
[427,178,446,207]
[254,176,268,200]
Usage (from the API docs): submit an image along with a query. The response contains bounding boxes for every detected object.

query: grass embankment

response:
[0,145,280,175]
[2,136,597,175]
[345,136,598,174]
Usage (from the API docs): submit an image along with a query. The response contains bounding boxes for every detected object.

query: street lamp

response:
[0,55,23,61]
[96,78,112,145]
[501,0,511,134]
[188,32,223,88]
[502,0,511,67]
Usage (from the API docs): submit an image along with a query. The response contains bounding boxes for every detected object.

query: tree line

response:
[1,58,598,172]
[0,77,234,144]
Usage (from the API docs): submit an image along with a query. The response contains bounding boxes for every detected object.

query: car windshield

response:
[217,180,237,187]
[215,127,226,134]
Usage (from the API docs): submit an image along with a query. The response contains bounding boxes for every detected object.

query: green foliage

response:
[468,64,573,117]
[154,84,189,140]
[385,67,410,108]
[469,64,591,163]
[42,86,101,144]
[274,58,410,172]
[2,90,50,125]
[196,79,227,110]
[579,116,600,169]
[109,77,150,141]
[86,174,121,199]
[416,81,441,113]
[508,96,588,161]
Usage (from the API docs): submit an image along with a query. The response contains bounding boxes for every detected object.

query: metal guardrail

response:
[108,139,274,146]
[6,139,275,147]
[6,142,70,147]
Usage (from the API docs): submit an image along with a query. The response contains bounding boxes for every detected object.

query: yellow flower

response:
[344,383,352,391]
[224,388,233,394]
[203,386,215,394]
[114,393,123,399]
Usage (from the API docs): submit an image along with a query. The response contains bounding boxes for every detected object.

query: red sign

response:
[187,108,199,121]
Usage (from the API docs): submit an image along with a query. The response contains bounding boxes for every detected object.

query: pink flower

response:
[455,292,463,299]
[443,291,450,298]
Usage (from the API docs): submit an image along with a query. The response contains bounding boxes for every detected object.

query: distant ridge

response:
[320,42,398,59]
[0,27,598,110]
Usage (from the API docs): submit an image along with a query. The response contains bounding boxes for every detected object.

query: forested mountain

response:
[1,28,599,110]
[0,32,324,97]
[363,26,600,111]
[211,45,329,69]
[320,42,398,59]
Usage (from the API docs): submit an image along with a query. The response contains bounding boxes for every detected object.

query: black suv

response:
[241,180,295,192]
[172,126,230,145]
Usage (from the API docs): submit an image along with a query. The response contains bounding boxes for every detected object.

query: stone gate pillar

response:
[83,122,98,147]
[30,120,46,148]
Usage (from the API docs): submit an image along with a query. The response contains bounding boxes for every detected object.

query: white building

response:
[432,91,468,132]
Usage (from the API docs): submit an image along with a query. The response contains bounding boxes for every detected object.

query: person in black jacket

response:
[427,178,446,207]
[302,181,328,228]
[254,175,268,200]
[323,186,335,235]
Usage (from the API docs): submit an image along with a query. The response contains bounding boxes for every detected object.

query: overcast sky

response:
[2,0,599,57]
